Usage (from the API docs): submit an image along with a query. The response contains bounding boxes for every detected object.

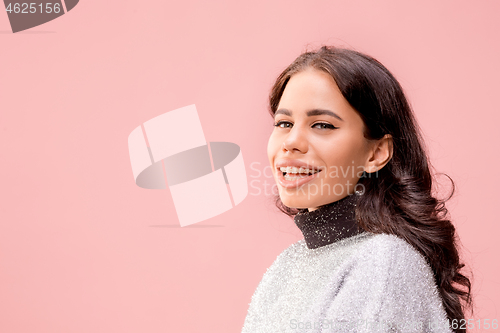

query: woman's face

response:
[267,67,375,211]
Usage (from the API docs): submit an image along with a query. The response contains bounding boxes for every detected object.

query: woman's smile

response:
[274,158,323,188]
[276,165,323,188]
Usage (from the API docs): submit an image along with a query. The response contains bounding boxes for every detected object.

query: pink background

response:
[1,0,499,332]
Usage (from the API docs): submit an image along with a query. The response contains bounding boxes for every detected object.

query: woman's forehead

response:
[278,69,356,121]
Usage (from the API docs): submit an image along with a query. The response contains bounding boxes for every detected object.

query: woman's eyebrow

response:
[275,108,344,121]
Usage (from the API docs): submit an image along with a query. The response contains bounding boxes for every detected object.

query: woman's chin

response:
[279,196,314,210]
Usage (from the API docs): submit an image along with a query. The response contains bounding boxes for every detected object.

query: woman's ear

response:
[364,134,393,174]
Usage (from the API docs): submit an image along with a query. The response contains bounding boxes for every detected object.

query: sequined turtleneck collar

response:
[294,193,363,249]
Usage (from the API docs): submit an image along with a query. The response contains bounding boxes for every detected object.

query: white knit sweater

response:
[241,232,453,333]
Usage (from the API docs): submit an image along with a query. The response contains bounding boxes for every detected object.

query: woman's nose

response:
[282,127,308,153]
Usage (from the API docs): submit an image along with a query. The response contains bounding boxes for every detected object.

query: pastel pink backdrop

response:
[1,1,498,332]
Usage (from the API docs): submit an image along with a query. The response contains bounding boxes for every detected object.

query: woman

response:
[242,46,473,333]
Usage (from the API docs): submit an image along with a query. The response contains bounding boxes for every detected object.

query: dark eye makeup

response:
[273,121,337,130]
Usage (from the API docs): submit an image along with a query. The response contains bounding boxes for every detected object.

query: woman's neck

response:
[293,193,363,249]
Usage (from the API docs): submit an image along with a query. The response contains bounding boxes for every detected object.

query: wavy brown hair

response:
[269,46,473,332]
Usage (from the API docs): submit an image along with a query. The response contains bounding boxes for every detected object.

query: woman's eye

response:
[274,121,337,130]
[313,122,336,130]
[273,121,292,128]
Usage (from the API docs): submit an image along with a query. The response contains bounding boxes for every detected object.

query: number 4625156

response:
[5,3,61,14]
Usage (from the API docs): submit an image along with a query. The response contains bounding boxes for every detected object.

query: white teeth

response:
[279,166,319,175]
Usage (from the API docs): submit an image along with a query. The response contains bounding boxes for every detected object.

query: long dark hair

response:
[269,46,473,332]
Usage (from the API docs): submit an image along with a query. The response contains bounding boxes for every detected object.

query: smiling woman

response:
[241,46,473,333]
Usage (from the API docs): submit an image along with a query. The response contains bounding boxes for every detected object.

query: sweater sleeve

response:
[317,234,453,333]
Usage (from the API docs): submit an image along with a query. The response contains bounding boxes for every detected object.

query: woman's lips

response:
[276,169,322,188]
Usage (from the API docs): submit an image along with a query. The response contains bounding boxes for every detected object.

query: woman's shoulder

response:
[358,232,429,264]
[260,233,369,273]
[352,232,437,286]
[267,232,434,282]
